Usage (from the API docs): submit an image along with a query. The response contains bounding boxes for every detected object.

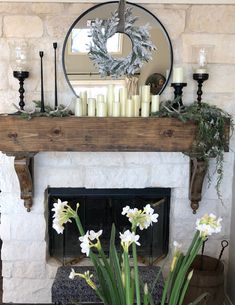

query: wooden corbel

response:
[189,157,208,214]
[12,153,36,212]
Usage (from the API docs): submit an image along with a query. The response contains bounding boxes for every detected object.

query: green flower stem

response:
[124,250,131,305]
[74,215,85,236]
[160,271,173,305]
[132,242,141,305]
[168,237,203,305]
[178,272,193,305]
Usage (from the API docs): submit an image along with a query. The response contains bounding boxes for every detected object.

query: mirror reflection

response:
[63,2,173,98]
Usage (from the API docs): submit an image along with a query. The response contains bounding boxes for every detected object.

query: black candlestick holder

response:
[171,82,187,107]
[193,73,209,105]
[13,71,29,110]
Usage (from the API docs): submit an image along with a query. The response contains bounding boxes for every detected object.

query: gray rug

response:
[52,266,164,305]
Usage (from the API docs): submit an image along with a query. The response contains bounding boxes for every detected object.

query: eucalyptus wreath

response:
[88,8,156,78]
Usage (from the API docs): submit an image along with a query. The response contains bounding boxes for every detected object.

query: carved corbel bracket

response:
[6,152,36,212]
[189,157,208,214]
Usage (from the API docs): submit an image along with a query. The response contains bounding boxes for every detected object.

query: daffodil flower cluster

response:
[79,230,103,256]
[122,204,159,230]
[119,229,140,252]
[196,213,222,239]
[69,269,96,290]
[52,199,78,234]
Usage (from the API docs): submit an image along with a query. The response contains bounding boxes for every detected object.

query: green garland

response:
[88,8,156,78]
[152,99,234,201]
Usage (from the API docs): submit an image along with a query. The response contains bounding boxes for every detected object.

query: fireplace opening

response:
[48,188,170,265]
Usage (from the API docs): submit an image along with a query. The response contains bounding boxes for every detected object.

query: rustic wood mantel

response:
[0,115,229,212]
[0,115,197,152]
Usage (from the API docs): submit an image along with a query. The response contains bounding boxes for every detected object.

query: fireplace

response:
[48,187,171,265]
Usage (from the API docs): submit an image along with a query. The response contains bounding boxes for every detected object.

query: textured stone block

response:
[12,261,46,279]
[66,3,94,15]
[10,214,46,241]
[0,215,11,240]
[45,16,75,38]
[1,241,46,261]
[149,8,186,39]
[188,5,235,34]
[0,3,31,14]
[4,16,43,38]
[150,163,189,188]
[31,3,64,14]
[3,278,53,303]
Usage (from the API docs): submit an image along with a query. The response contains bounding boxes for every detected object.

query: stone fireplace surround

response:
[0,151,233,303]
[0,1,234,303]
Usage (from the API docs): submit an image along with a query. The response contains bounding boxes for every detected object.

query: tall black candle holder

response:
[39,51,45,113]
[193,73,209,105]
[13,71,29,110]
[171,82,187,107]
[53,42,58,110]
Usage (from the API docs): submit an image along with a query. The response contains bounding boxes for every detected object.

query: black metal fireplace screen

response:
[48,188,170,265]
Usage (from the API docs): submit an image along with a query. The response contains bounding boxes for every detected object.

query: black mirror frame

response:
[62,1,173,98]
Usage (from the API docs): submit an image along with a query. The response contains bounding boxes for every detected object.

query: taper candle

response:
[151,95,160,113]
[74,98,83,117]
[88,98,96,117]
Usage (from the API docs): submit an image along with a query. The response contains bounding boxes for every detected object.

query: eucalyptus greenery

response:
[88,8,156,78]
[14,100,72,120]
[152,99,233,201]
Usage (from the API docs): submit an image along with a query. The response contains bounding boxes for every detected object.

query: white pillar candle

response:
[97,102,107,117]
[80,91,87,116]
[132,95,140,117]
[119,87,127,117]
[74,98,83,117]
[173,67,184,83]
[107,84,114,116]
[112,101,120,117]
[141,102,150,117]
[126,99,134,117]
[151,95,160,113]
[88,98,96,117]
[141,85,151,103]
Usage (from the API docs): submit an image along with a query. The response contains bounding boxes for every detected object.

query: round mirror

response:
[62,1,173,98]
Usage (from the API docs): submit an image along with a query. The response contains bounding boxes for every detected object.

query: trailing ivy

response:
[152,99,234,201]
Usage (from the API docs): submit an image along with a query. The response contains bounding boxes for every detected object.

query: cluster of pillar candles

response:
[74,85,160,117]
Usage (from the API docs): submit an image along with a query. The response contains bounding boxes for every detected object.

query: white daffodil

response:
[122,205,131,215]
[69,268,76,280]
[170,241,183,272]
[173,241,182,252]
[122,204,159,231]
[89,230,103,241]
[79,232,91,256]
[196,213,222,239]
[78,271,96,290]
[120,229,140,251]
[79,230,103,257]
[52,199,76,234]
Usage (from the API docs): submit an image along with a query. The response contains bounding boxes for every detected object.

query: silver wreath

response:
[88,8,156,78]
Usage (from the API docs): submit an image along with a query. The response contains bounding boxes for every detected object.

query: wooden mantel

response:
[0,115,229,213]
[0,116,197,152]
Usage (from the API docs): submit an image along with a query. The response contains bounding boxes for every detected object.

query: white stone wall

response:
[0,2,235,303]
